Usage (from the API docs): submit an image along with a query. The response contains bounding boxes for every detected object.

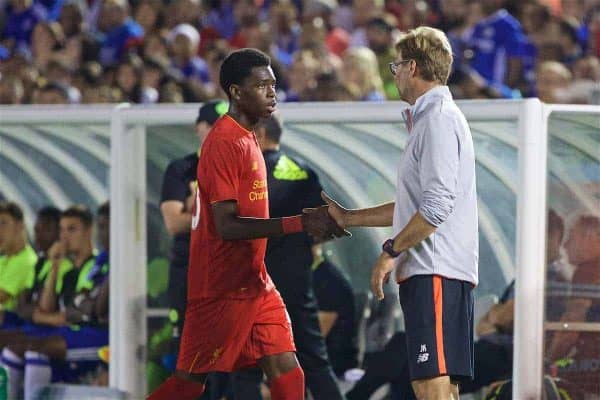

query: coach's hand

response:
[320,191,349,229]
[371,252,395,300]
[301,205,351,240]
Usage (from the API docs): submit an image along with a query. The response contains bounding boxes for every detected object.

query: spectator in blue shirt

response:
[34,0,63,21]
[97,0,144,66]
[464,0,527,90]
[2,0,44,56]
[202,1,237,40]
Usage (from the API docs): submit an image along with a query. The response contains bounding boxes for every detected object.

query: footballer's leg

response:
[148,296,257,400]
[250,290,304,400]
[147,371,207,400]
[260,351,304,400]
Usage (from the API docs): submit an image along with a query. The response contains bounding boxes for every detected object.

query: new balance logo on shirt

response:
[417,344,429,364]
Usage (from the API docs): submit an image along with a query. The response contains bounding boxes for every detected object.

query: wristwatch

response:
[382,239,402,258]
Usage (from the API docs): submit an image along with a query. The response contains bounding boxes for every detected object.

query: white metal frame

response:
[513,99,547,398]
[512,102,600,398]
[2,101,598,399]
[109,104,148,396]
[106,100,544,399]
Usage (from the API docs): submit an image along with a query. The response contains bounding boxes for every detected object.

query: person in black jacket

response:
[311,244,358,378]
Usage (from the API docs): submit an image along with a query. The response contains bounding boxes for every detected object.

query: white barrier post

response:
[513,99,547,399]
[109,104,148,397]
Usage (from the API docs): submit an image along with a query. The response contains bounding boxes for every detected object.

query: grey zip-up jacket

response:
[393,86,479,285]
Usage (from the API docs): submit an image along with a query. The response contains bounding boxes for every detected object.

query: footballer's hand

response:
[301,205,351,240]
[370,252,395,300]
[320,191,349,229]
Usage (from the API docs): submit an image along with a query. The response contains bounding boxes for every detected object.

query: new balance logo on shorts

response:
[417,344,429,364]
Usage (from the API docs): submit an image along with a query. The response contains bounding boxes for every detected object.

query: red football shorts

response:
[176,289,296,373]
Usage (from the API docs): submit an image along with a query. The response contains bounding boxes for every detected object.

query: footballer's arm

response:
[211,200,346,241]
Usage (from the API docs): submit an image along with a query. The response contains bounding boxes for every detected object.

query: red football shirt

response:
[188,115,274,299]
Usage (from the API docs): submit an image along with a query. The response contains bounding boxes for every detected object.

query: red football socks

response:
[146,375,205,400]
[270,367,305,400]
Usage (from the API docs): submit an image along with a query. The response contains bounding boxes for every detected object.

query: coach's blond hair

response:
[395,26,453,84]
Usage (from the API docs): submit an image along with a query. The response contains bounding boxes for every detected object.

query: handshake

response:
[301,192,351,242]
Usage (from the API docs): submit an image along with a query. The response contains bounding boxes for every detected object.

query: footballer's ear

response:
[229,84,242,101]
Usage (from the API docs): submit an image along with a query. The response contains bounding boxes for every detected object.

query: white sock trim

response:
[1,348,24,368]
[24,351,49,363]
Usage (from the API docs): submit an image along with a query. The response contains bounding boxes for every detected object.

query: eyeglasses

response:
[389,60,412,76]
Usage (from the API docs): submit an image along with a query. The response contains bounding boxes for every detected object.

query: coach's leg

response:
[259,352,304,400]
[411,376,458,400]
[146,371,207,400]
[451,381,459,399]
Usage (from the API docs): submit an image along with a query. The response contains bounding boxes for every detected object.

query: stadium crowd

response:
[0,0,598,105]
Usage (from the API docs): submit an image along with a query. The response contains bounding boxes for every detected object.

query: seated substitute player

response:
[0,206,106,399]
[1,206,61,330]
[147,48,348,400]
[0,202,38,316]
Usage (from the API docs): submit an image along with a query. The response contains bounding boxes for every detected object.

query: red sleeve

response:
[204,138,244,204]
